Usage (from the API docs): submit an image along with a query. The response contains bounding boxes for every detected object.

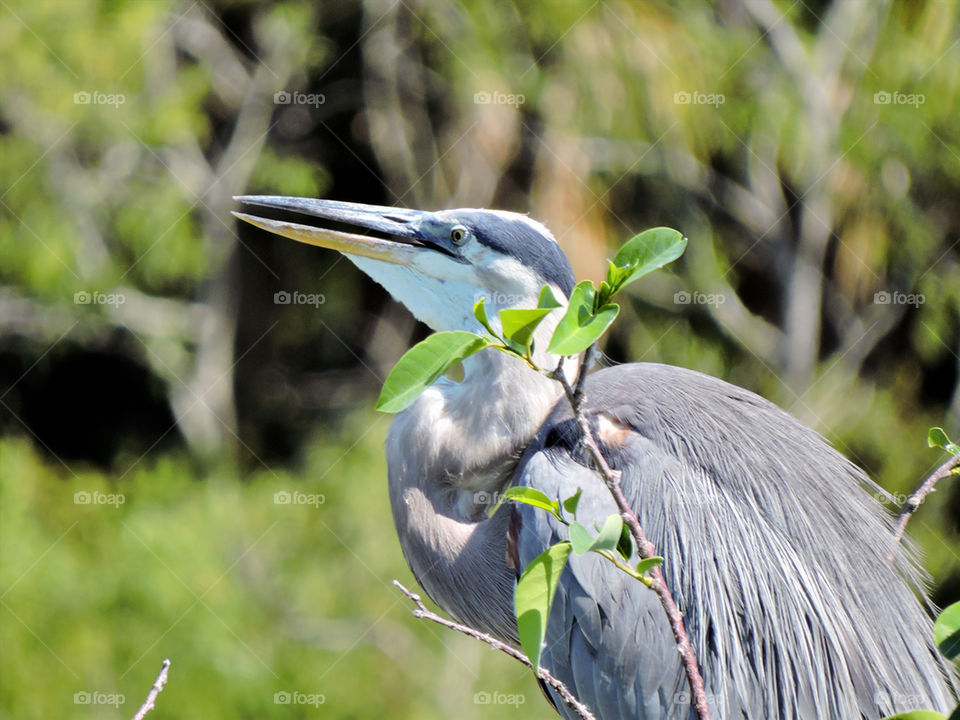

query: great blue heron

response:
[234,196,958,719]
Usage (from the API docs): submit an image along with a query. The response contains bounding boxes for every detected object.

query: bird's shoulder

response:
[539,361,793,441]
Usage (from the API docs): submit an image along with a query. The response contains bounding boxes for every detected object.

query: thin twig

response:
[552,346,712,720]
[393,580,597,720]
[130,659,170,720]
[889,453,960,562]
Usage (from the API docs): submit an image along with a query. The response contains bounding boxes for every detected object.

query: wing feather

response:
[512,362,957,719]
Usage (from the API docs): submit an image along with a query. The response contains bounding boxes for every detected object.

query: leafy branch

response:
[878,429,960,720]
[376,227,712,718]
[487,486,661,587]
[393,580,597,720]
[890,427,960,556]
[547,347,713,720]
[375,227,687,413]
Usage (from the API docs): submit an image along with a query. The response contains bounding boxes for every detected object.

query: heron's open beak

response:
[232,196,429,266]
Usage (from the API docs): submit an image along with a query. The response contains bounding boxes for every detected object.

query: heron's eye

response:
[450,226,468,245]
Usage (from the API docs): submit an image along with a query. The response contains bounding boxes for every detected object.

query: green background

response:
[1,1,958,718]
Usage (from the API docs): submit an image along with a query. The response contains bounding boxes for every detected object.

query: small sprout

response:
[500,307,556,355]
[548,281,619,356]
[569,515,623,556]
[928,427,960,457]
[590,514,624,552]
[635,556,664,575]
[538,285,562,309]
[562,488,583,517]
[472,298,498,338]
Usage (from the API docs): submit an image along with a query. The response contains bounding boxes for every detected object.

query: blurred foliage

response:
[1,0,959,717]
[0,428,544,719]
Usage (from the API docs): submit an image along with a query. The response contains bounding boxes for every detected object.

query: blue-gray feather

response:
[451,210,576,296]
[514,362,958,719]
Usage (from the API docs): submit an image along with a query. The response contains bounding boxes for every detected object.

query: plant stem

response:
[889,453,960,562]
[130,659,170,720]
[393,580,596,720]
[551,346,712,720]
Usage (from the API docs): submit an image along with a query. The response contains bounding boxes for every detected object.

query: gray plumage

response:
[514,363,956,718]
[233,195,959,720]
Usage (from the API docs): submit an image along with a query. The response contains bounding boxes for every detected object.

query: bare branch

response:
[130,659,170,720]
[393,580,596,720]
[551,346,712,720]
[889,454,960,561]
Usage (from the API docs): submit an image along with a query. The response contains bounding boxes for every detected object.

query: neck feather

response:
[385,346,568,641]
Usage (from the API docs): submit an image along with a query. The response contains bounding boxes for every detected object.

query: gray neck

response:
[385,347,564,641]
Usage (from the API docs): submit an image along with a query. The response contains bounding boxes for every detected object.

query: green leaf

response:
[377,331,490,413]
[548,281,619,356]
[500,307,555,352]
[608,227,687,297]
[562,488,582,516]
[929,427,960,457]
[568,522,594,555]
[934,601,960,660]
[538,285,562,309]
[473,298,498,338]
[589,514,623,552]
[516,542,572,670]
[568,515,624,555]
[606,260,632,285]
[616,521,633,560]
[495,486,561,520]
[880,712,948,720]
[635,556,664,575]
[601,261,635,304]
[597,280,614,306]
[928,427,950,449]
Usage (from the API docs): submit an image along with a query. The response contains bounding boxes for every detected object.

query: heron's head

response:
[233,196,575,333]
